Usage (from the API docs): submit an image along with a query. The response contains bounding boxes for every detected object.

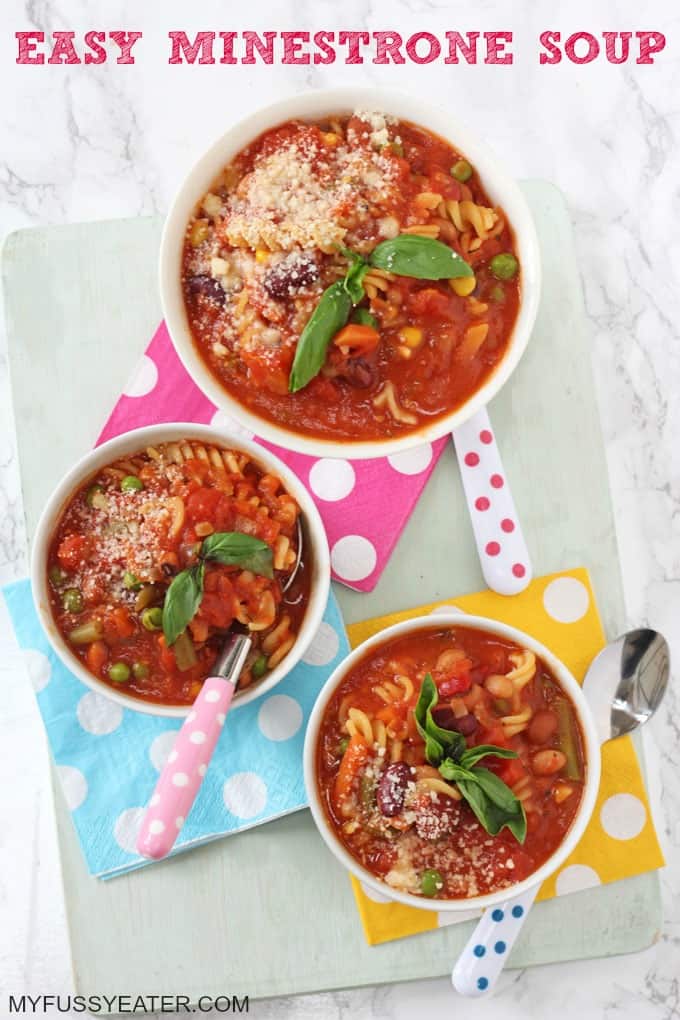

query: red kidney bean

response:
[186,274,226,306]
[376,762,412,817]
[339,357,378,389]
[263,254,319,300]
[431,707,478,736]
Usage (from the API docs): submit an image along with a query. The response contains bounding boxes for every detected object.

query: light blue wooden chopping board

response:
[2,182,662,1004]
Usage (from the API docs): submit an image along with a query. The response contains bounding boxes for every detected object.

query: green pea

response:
[132,661,149,680]
[141,606,163,631]
[62,588,83,614]
[109,662,130,684]
[252,654,268,680]
[123,571,142,591]
[351,308,378,329]
[420,868,444,898]
[489,284,506,303]
[489,253,519,281]
[337,736,350,756]
[86,483,108,509]
[451,159,472,182]
[49,565,67,586]
[120,475,143,492]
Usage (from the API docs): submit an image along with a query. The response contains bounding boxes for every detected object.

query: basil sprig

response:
[288,235,473,393]
[162,532,273,646]
[414,674,527,844]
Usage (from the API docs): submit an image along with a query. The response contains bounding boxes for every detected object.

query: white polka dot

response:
[210,408,254,439]
[114,806,145,854]
[205,689,220,703]
[302,621,340,666]
[198,764,207,776]
[309,458,356,501]
[387,443,433,476]
[186,711,196,723]
[77,691,123,735]
[437,909,480,927]
[331,535,377,582]
[555,864,601,896]
[258,694,303,742]
[149,793,160,807]
[543,577,590,624]
[217,713,226,726]
[359,881,391,904]
[600,793,647,840]
[172,772,189,787]
[189,730,207,745]
[176,816,185,829]
[223,772,268,819]
[57,765,88,811]
[168,750,178,763]
[123,354,158,398]
[149,730,179,771]
[23,649,52,692]
[149,819,165,835]
[429,604,466,616]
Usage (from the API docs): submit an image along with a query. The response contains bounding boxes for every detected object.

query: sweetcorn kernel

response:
[399,326,423,348]
[255,249,270,263]
[323,132,339,145]
[397,346,412,359]
[449,275,476,297]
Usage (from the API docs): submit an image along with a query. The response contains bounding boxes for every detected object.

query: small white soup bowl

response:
[303,613,601,912]
[160,87,541,460]
[31,423,330,718]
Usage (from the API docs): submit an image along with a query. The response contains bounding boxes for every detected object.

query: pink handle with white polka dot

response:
[452,408,532,596]
[137,675,235,860]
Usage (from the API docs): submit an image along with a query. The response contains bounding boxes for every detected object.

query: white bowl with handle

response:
[160,87,541,460]
[31,423,330,718]
[303,613,601,913]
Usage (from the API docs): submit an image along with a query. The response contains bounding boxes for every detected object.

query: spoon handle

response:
[452,407,532,596]
[451,885,538,996]
[137,634,252,860]
[136,676,234,859]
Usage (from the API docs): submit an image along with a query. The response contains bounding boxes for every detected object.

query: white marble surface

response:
[1,0,678,1017]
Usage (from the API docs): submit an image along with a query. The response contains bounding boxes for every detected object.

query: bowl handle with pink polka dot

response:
[452,407,533,596]
[137,635,251,860]
[451,884,539,996]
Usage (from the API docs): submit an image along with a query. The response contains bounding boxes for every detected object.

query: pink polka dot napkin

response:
[99,322,447,591]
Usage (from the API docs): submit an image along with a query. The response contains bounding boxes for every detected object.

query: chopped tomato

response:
[186,487,222,523]
[57,534,90,571]
[110,607,135,639]
[408,287,452,320]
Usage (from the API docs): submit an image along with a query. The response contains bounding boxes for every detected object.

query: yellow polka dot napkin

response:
[345,568,665,946]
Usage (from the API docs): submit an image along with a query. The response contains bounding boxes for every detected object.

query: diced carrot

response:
[158,634,176,672]
[86,640,108,674]
[334,735,368,805]
[110,606,135,638]
[333,324,380,356]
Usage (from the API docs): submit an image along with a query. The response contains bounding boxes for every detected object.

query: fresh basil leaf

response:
[289,281,352,392]
[437,758,471,783]
[162,563,204,647]
[458,745,518,770]
[201,531,274,579]
[414,674,466,766]
[370,234,473,280]
[470,766,523,812]
[341,251,370,303]
[455,774,527,844]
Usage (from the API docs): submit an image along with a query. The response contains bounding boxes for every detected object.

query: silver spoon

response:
[452,628,670,996]
[137,520,305,859]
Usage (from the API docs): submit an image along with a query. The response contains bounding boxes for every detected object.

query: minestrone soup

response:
[316,625,585,900]
[47,440,309,706]
[182,111,521,441]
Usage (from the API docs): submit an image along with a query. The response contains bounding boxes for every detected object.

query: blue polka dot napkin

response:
[3,579,349,879]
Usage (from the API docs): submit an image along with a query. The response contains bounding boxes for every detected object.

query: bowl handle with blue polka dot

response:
[451,884,539,996]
